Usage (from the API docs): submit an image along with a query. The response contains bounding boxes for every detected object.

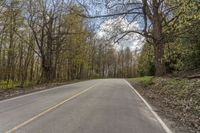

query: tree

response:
[82,0,200,76]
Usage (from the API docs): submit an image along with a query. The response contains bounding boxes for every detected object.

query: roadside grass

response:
[0,79,84,100]
[128,76,154,86]
[0,80,36,90]
[0,79,84,90]
[0,80,20,90]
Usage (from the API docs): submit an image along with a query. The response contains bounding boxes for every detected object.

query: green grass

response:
[128,76,154,86]
[0,80,20,89]
[0,80,36,90]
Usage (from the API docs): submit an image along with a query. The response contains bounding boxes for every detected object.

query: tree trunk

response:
[79,63,84,79]
[41,57,53,83]
[152,0,166,76]
[154,43,166,76]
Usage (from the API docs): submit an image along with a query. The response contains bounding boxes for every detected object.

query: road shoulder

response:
[0,80,83,101]
[127,78,200,133]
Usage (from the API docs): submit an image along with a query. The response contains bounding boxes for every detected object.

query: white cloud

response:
[97,17,144,50]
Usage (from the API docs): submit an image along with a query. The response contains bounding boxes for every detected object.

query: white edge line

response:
[0,80,91,103]
[124,79,173,133]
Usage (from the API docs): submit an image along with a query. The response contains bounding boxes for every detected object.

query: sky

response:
[96,16,144,50]
[76,0,144,51]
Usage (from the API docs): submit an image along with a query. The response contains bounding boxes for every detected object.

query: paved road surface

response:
[0,79,171,133]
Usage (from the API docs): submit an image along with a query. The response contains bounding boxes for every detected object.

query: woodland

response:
[0,0,199,88]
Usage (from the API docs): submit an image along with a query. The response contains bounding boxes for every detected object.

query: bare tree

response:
[25,0,68,82]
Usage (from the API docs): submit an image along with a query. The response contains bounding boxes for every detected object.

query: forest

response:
[0,0,199,88]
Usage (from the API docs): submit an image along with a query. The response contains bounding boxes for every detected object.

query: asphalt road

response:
[0,79,171,133]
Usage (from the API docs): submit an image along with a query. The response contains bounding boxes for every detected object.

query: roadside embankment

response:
[128,76,200,133]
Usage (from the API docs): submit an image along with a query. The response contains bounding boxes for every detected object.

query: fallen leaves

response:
[129,77,200,133]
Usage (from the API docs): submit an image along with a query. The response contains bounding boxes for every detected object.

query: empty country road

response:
[0,79,171,133]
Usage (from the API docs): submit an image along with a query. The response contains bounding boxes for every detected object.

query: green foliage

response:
[0,80,20,89]
[137,29,200,75]
[129,76,154,86]
[164,41,194,72]
[0,80,36,89]
[137,43,155,76]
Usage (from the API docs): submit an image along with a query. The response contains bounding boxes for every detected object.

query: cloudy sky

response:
[96,16,144,50]
[76,0,144,50]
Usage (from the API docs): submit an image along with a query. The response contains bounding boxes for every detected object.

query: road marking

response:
[124,79,173,133]
[0,80,92,103]
[4,84,97,133]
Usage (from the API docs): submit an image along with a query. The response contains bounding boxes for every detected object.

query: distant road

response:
[0,79,171,133]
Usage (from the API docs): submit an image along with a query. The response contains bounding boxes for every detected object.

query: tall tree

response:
[83,0,200,76]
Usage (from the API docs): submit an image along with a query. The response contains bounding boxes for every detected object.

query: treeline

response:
[0,0,137,87]
[90,43,137,78]
[1,0,199,87]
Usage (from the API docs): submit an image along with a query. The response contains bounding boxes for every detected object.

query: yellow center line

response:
[4,84,97,133]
